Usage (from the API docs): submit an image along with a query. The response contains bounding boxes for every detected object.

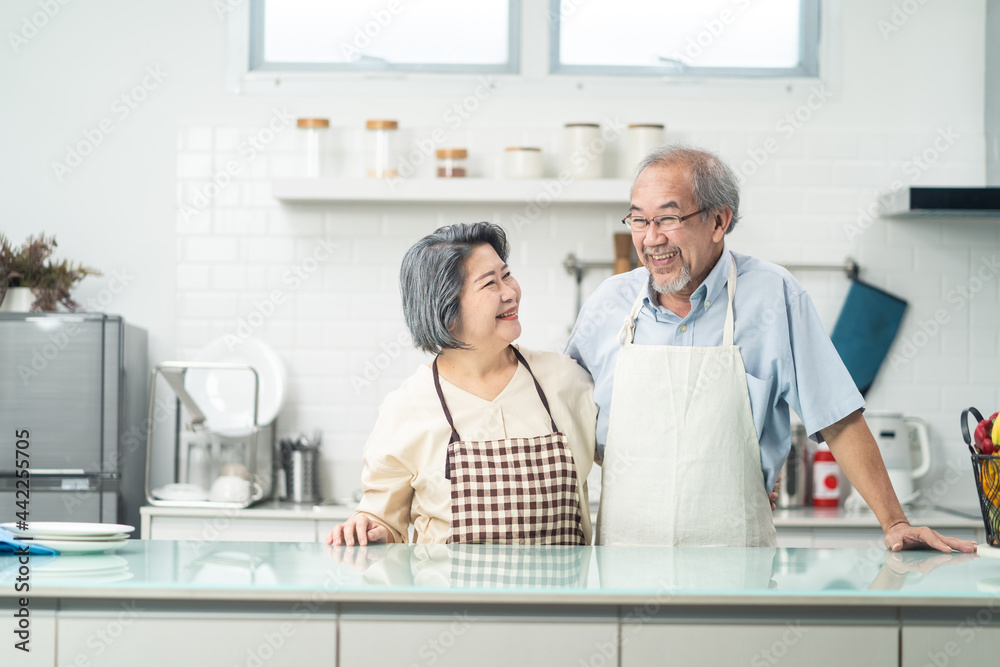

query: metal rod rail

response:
[783,258,859,280]
[563,254,615,315]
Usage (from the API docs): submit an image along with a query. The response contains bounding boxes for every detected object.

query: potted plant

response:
[0,234,101,312]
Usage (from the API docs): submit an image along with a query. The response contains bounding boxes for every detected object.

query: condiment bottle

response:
[563,123,602,179]
[297,118,329,178]
[812,444,841,507]
[365,119,398,178]
[504,147,543,179]
[436,149,468,178]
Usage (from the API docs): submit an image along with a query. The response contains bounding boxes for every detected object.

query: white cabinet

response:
[340,615,618,667]
[901,624,1000,667]
[141,505,355,542]
[622,622,898,666]
[57,610,336,667]
[0,600,55,667]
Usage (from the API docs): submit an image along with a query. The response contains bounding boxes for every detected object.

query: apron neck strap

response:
[431,346,559,444]
[723,255,737,346]
[618,253,739,346]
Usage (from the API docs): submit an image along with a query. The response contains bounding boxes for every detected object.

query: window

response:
[551,0,819,78]
[249,0,520,74]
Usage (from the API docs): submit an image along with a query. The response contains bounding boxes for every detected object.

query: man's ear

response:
[712,206,733,241]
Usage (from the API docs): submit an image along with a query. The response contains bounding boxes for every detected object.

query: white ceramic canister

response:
[296,118,329,178]
[626,123,665,177]
[562,123,603,179]
[504,147,543,179]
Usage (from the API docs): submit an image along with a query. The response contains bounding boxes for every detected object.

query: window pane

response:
[557,0,807,72]
[261,0,511,66]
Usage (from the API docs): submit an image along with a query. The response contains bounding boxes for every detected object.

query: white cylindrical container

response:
[297,118,329,178]
[626,123,665,176]
[562,123,602,179]
[504,147,543,179]
[365,119,398,178]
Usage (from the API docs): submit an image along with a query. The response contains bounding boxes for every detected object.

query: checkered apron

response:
[433,347,586,546]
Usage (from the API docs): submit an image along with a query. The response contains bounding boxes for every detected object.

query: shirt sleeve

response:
[784,290,865,441]
[354,402,416,544]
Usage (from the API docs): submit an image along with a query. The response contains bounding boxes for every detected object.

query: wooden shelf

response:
[270,178,631,204]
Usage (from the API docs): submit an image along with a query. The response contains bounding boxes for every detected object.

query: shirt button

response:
[680,325,687,332]
[705,301,711,308]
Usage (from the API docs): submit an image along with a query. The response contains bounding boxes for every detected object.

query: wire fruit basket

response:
[961,407,1000,547]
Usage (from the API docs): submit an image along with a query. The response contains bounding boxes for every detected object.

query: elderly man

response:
[566,145,975,552]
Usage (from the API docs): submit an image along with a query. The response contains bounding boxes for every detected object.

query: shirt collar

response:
[644,244,733,315]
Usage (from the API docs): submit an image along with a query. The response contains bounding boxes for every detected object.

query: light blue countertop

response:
[3,541,1000,606]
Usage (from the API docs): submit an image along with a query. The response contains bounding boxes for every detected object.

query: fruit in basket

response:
[983,460,1000,507]
[993,412,1000,446]
[977,419,996,454]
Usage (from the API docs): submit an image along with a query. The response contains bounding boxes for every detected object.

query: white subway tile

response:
[176,264,211,290]
[183,237,239,262]
[184,127,213,151]
[242,237,295,263]
[176,153,214,179]
[175,320,211,348]
[856,134,887,160]
[294,321,326,347]
[177,293,239,319]
[211,265,247,290]
[777,161,834,187]
[176,208,211,235]
[832,163,888,187]
[802,134,858,159]
[215,128,241,152]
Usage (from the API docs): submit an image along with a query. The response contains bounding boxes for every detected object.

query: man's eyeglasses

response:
[622,209,706,232]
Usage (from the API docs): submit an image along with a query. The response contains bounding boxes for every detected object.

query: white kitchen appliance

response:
[847,413,931,509]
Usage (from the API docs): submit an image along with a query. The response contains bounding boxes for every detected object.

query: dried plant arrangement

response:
[0,234,101,311]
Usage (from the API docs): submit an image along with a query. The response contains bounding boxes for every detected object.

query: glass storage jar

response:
[436,148,468,178]
[365,119,398,178]
[296,118,329,178]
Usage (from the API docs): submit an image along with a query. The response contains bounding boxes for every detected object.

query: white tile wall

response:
[175,125,1000,505]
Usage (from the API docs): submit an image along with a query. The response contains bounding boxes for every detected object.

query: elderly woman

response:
[327,222,597,546]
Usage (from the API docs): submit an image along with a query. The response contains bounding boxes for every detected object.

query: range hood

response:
[881,1,1000,219]
[881,187,1000,218]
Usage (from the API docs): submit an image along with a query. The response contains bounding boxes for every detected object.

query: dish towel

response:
[830,279,908,396]
[0,527,59,555]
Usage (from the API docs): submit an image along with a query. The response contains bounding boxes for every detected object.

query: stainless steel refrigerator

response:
[0,313,148,528]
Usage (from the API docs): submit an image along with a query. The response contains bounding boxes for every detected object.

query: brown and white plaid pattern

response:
[448,544,588,588]
[447,431,586,546]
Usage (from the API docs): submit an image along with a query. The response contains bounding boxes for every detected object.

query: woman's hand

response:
[326,514,392,546]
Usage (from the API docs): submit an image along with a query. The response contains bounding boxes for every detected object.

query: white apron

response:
[597,257,777,547]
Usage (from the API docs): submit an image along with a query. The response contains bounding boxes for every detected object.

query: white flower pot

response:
[0,287,36,312]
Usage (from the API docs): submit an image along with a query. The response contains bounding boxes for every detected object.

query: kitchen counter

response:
[2,542,1000,666]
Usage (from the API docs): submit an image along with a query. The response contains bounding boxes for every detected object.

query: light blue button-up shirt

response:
[565,245,864,491]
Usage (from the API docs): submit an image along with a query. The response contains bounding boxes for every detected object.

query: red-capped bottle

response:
[812,445,841,507]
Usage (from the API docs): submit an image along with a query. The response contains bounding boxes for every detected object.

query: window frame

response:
[549,0,821,78]
[247,0,522,76]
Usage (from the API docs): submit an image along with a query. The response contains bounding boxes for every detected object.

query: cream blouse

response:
[354,347,598,544]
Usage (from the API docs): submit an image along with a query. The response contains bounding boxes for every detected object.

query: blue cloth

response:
[565,245,865,492]
[830,280,907,396]
[0,527,59,555]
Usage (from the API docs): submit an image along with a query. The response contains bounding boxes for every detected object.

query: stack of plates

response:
[0,522,135,554]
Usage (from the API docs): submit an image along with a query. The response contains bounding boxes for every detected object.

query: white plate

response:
[152,483,209,502]
[16,533,130,542]
[2,522,135,539]
[185,337,286,432]
[26,538,129,554]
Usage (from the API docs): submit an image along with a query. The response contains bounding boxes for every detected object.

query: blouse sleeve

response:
[353,396,417,544]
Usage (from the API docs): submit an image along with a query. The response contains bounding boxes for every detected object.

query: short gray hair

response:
[631,144,742,233]
[400,222,510,354]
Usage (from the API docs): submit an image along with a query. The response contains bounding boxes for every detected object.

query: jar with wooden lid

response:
[504,147,543,179]
[563,123,602,179]
[436,149,468,178]
[297,118,329,178]
[365,119,398,178]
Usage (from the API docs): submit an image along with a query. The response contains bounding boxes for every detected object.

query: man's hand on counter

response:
[326,514,392,547]
[883,520,977,553]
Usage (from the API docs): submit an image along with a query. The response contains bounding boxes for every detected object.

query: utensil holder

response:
[286,448,321,504]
